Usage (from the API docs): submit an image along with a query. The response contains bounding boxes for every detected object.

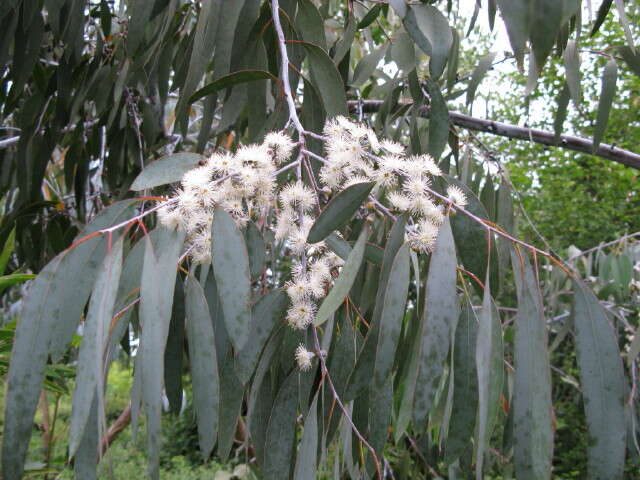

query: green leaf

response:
[495,0,533,69]
[189,70,277,104]
[212,207,252,351]
[403,4,453,80]
[139,227,185,480]
[185,274,219,459]
[296,0,327,50]
[164,283,185,414]
[2,200,136,480]
[614,0,635,51]
[130,153,205,191]
[553,83,571,142]
[307,182,374,244]
[236,290,289,384]
[358,4,383,29]
[217,355,244,462]
[573,279,627,479]
[293,391,319,479]
[351,44,388,88]
[445,300,478,464]
[618,46,640,77]
[593,58,617,151]
[425,77,449,160]
[591,0,613,36]
[373,243,410,387]
[126,0,155,54]
[0,227,15,275]
[562,40,581,107]
[332,9,356,66]
[246,221,266,280]
[315,227,368,326]
[0,273,35,288]
[511,250,553,480]
[413,217,458,427]
[264,370,299,480]
[466,52,497,107]
[475,280,504,480]
[69,237,124,457]
[298,41,348,117]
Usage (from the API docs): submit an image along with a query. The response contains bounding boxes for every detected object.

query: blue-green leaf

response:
[413,217,459,427]
[307,182,374,244]
[511,250,553,479]
[185,274,219,459]
[293,391,319,479]
[212,207,252,351]
[315,227,368,326]
[573,279,627,479]
[593,58,617,151]
[130,153,205,191]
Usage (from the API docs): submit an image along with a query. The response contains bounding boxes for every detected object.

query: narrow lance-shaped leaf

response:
[69,236,124,457]
[511,249,553,480]
[466,52,497,107]
[593,58,617,152]
[413,217,459,427]
[297,41,348,118]
[185,274,219,459]
[562,40,581,107]
[495,0,533,69]
[188,70,277,104]
[403,4,453,80]
[315,227,368,326]
[573,279,627,479]
[139,227,185,480]
[307,182,374,244]
[373,243,410,388]
[2,200,136,480]
[293,391,319,480]
[264,370,299,480]
[212,207,252,351]
[475,278,504,480]
[130,153,205,191]
[445,300,478,464]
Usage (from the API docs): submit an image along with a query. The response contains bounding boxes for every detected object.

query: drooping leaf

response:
[138,227,185,480]
[529,1,565,73]
[2,200,136,480]
[315,227,368,326]
[373,243,410,388]
[332,9,356,66]
[130,153,205,191]
[293,391,319,479]
[413,217,458,427]
[475,279,504,480]
[189,70,277,104]
[403,4,453,80]
[212,207,252,351]
[217,355,244,462]
[591,0,613,36]
[297,41,348,118]
[69,237,124,457]
[593,58,617,152]
[445,300,478,464]
[495,0,533,69]
[236,289,289,383]
[358,4,383,29]
[263,370,299,480]
[245,221,266,280]
[185,274,219,459]
[164,282,185,414]
[351,44,388,88]
[296,0,327,50]
[307,182,374,244]
[562,40,581,107]
[425,77,449,160]
[553,83,571,142]
[0,227,15,275]
[573,279,627,479]
[511,250,553,480]
[618,46,640,77]
[614,0,635,51]
[466,52,497,107]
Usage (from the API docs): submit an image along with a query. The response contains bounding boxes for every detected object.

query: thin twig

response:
[311,327,382,479]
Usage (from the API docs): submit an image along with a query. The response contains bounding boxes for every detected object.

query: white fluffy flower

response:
[380,139,405,155]
[446,185,468,207]
[388,191,412,211]
[295,344,315,371]
[287,300,316,330]
[407,219,440,253]
[280,181,316,212]
[265,131,296,163]
[157,205,183,230]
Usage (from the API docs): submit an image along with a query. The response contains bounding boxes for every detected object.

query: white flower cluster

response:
[320,116,467,253]
[158,132,295,264]
[156,117,470,372]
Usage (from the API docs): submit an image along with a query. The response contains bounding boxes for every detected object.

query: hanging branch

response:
[350,100,640,170]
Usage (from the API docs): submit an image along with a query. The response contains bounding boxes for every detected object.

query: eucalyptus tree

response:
[1,1,639,479]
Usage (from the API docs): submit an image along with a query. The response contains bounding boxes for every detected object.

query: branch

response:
[351,100,640,170]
